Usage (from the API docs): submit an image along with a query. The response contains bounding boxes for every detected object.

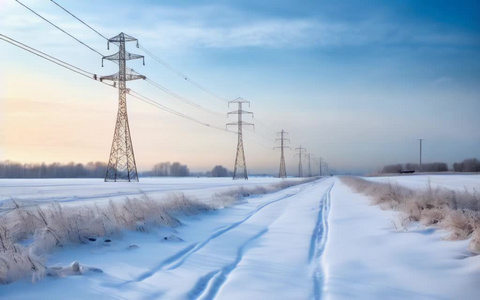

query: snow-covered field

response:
[0,177,291,207]
[365,174,480,192]
[1,175,479,299]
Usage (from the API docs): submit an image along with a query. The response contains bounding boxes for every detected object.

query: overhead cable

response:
[15,0,104,57]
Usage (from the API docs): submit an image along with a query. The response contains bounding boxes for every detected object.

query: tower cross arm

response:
[227,110,254,116]
[100,68,146,82]
[228,97,250,105]
[103,51,144,61]
[107,32,139,49]
[226,121,254,127]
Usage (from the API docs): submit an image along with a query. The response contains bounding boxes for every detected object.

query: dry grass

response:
[0,193,207,284]
[341,176,480,255]
[0,178,311,284]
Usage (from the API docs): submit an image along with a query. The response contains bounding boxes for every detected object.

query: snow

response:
[1,175,479,299]
[324,178,480,299]
[0,177,297,208]
[364,174,480,192]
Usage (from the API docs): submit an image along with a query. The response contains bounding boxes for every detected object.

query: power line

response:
[138,45,229,103]
[47,0,229,105]
[0,34,229,134]
[44,0,225,118]
[50,0,109,41]
[128,90,221,129]
[0,34,103,83]
[244,126,274,144]
[14,1,280,158]
[255,118,277,135]
[144,78,225,117]
[15,0,104,57]
[44,0,279,147]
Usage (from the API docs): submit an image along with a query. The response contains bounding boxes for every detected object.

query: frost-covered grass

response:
[0,179,310,284]
[341,176,480,255]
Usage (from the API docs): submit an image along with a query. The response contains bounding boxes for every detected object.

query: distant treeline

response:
[0,160,234,179]
[0,161,107,178]
[141,162,233,178]
[142,162,190,177]
[381,158,480,173]
[453,158,480,172]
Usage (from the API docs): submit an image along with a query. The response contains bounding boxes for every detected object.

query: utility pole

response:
[294,146,306,177]
[101,32,145,182]
[307,153,312,177]
[318,157,323,176]
[274,130,290,178]
[418,138,424,172]
[227,97,254,180]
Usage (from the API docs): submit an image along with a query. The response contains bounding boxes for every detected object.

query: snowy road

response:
[3,178,335,299]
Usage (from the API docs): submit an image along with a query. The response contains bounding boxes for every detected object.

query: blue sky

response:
[0,0,479,174]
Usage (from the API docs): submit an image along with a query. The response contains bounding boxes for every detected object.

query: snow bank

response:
[342,176,480,254]
[324,179,480,299]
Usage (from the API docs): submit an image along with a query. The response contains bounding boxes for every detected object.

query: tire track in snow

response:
[310,181,334,300]
[187,228,269,300]
[187,179,328,299]
[127,184,311,284]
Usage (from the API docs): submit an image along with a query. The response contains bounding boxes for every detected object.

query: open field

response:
[365,174,480,192]
[0,176,479,299]
[0,177,297,207]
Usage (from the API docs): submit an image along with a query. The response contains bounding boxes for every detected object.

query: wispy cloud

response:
[130,5,479,50]
[3,1,478,51]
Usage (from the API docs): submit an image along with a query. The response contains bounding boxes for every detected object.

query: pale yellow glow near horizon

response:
[1,94,274,172]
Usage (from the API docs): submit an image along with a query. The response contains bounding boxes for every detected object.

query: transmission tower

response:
[227,97,254,180]
[274,130,290,178]
[101,33,145,182]
[294,146,306,177]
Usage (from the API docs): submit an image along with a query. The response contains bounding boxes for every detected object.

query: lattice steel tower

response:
[101,32,145,182]
[274,130,290,178]
[294,146,306,177]
[227,97,254,180]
